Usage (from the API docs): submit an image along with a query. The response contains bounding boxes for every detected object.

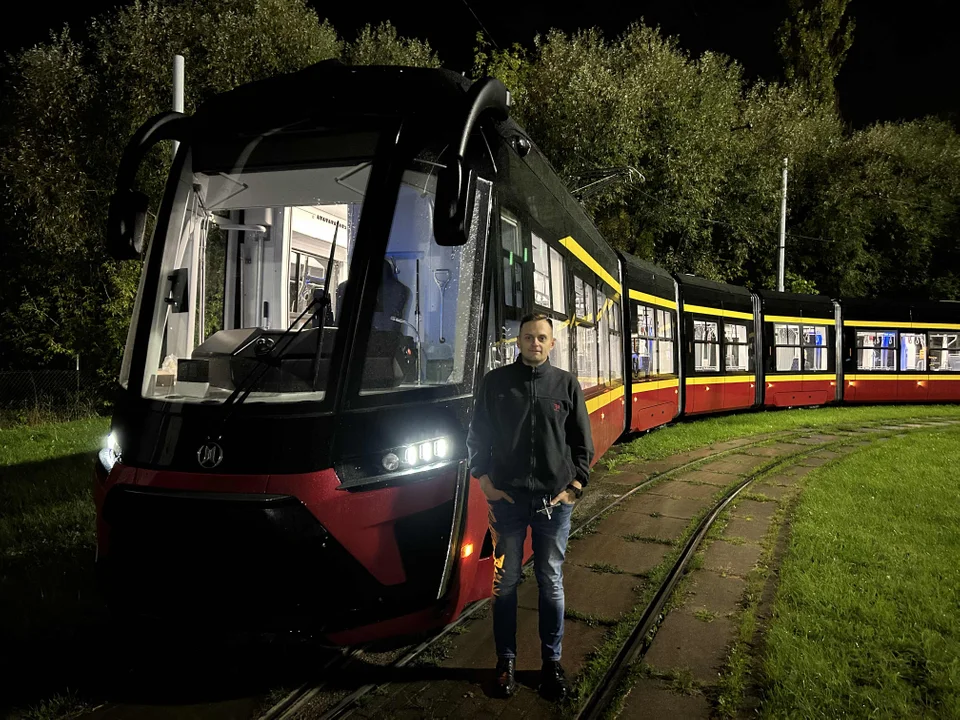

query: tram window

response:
[551,321,570,370]
[501,214,523,308]
[575,276,598,389]
[899,332,927,372]
[693,319,720,372]
[200,226,226,342]
[724,322,750,372]
[929,333,960,372]
[657,309,675,375]
[773,323,801,371]
[856,330,896,371]
[532,234,550,307]
[574,276,588,319]
[633,305,675,379]
[609,298,623,384]
[802,325,828,371]
[577,324,599,388]
[359,159,489,395]
[597,287,611,386]
[550,247,566,314]
[632,304,656,379]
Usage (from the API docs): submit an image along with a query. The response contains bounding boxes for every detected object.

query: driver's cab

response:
[115,66,504,412]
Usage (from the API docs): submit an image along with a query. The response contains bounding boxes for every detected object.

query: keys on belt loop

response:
[536,496,560,520]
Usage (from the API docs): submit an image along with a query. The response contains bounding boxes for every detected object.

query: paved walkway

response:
[347,434,803,720]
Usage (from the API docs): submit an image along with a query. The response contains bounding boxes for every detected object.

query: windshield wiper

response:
[205,222,341,444]
[206,296,323,439]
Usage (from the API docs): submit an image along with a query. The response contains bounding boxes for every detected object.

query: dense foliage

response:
[1,0,957,389]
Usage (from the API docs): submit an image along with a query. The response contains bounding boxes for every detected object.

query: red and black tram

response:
[757,289,840,408]
[840,298,960,404]
[622,254,681,432]
[94,60,960,646]
[677,275,759,415]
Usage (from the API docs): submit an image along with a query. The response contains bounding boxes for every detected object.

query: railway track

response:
[285,419,959,720]
[259,427,856,720]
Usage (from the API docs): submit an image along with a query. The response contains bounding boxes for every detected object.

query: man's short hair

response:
[519,312,553,333]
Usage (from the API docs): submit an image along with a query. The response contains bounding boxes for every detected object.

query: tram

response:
[94,60,960,645]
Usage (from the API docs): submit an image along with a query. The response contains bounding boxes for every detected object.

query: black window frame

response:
[854,328,898,372]
[928,330,960,373]
[691,316,721,374]
[530,231,571,371]
[632,302,677,380]
[573,272,600,390]
[722,319,752,374]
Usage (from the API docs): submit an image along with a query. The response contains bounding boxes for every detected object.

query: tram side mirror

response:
[434,159,476,247]
[434,77,511,247]
[164,267,189,313]
[107,189,149,260]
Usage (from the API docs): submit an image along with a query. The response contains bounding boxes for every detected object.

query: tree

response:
[0,0,341,383]
[778,0,855,109]
[344,22,440,67]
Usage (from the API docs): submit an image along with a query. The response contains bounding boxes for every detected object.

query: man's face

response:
[518,319,555,366]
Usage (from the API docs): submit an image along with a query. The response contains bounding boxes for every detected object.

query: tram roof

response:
[191,60,472,137]
[840,297,960,324]
[756,289,835,318]
[189,61,619,281]
[620,252,677,302]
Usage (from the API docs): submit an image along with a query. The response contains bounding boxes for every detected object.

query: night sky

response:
[2,1,956,128]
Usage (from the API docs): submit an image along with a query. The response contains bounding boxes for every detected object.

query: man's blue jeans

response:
[488,493,573,662]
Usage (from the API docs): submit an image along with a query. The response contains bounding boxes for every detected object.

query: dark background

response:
[2,0,956,128]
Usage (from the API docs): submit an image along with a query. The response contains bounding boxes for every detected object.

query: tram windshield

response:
[123,130,488,406]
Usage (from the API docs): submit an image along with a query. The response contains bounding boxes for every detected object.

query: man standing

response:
[467,312,594,700]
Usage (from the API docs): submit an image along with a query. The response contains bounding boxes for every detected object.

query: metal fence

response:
[0,370,103,422]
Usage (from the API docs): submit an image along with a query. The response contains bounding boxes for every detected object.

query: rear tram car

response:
[94,60,960,644]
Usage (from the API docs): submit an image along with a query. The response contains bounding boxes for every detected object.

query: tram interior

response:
[141,156,479,403]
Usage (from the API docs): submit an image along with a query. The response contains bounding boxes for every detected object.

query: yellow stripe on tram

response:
[560,236,621,295]
[628,289,677,311]
[682,303,753,321]
[632,378,680,392]
[846,320,960,330]
[685,376,756,386]
[845,374,960,382]
[765,314,836,326]
[763,374,807,383]
[585,384,625,414]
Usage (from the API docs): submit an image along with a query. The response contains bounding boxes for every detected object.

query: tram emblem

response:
[197,442,224,469]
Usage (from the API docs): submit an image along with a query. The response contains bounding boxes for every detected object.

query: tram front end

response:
[94,62,506,643]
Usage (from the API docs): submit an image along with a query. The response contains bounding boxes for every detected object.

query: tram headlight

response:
[403,446,419,465]
[419,442,434,462]
[382,452,400,472]
[396,436,454,469]
[342,435,459,488]
[98,431,121,474]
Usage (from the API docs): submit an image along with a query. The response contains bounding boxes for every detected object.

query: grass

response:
[588,562,626,575]
[714,480,796,717]
[623,533,675,545]
[760,426,960,718]
[603,404,960,469]
[0,416,109,715]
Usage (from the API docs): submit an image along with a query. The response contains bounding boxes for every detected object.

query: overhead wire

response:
[459,0,500,51]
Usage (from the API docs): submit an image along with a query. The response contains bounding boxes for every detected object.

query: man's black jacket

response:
[466,357,595,496]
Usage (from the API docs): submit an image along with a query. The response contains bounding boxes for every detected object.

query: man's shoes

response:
[495,656,517,697]
[539,660,569,701]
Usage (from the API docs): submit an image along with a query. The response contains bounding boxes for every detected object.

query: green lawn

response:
[0,416,109,715]
[762,426,960,718]
[608,404,960,467]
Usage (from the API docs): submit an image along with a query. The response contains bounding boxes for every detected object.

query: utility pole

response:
[172,55,184,161]
[778,156,788,292]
